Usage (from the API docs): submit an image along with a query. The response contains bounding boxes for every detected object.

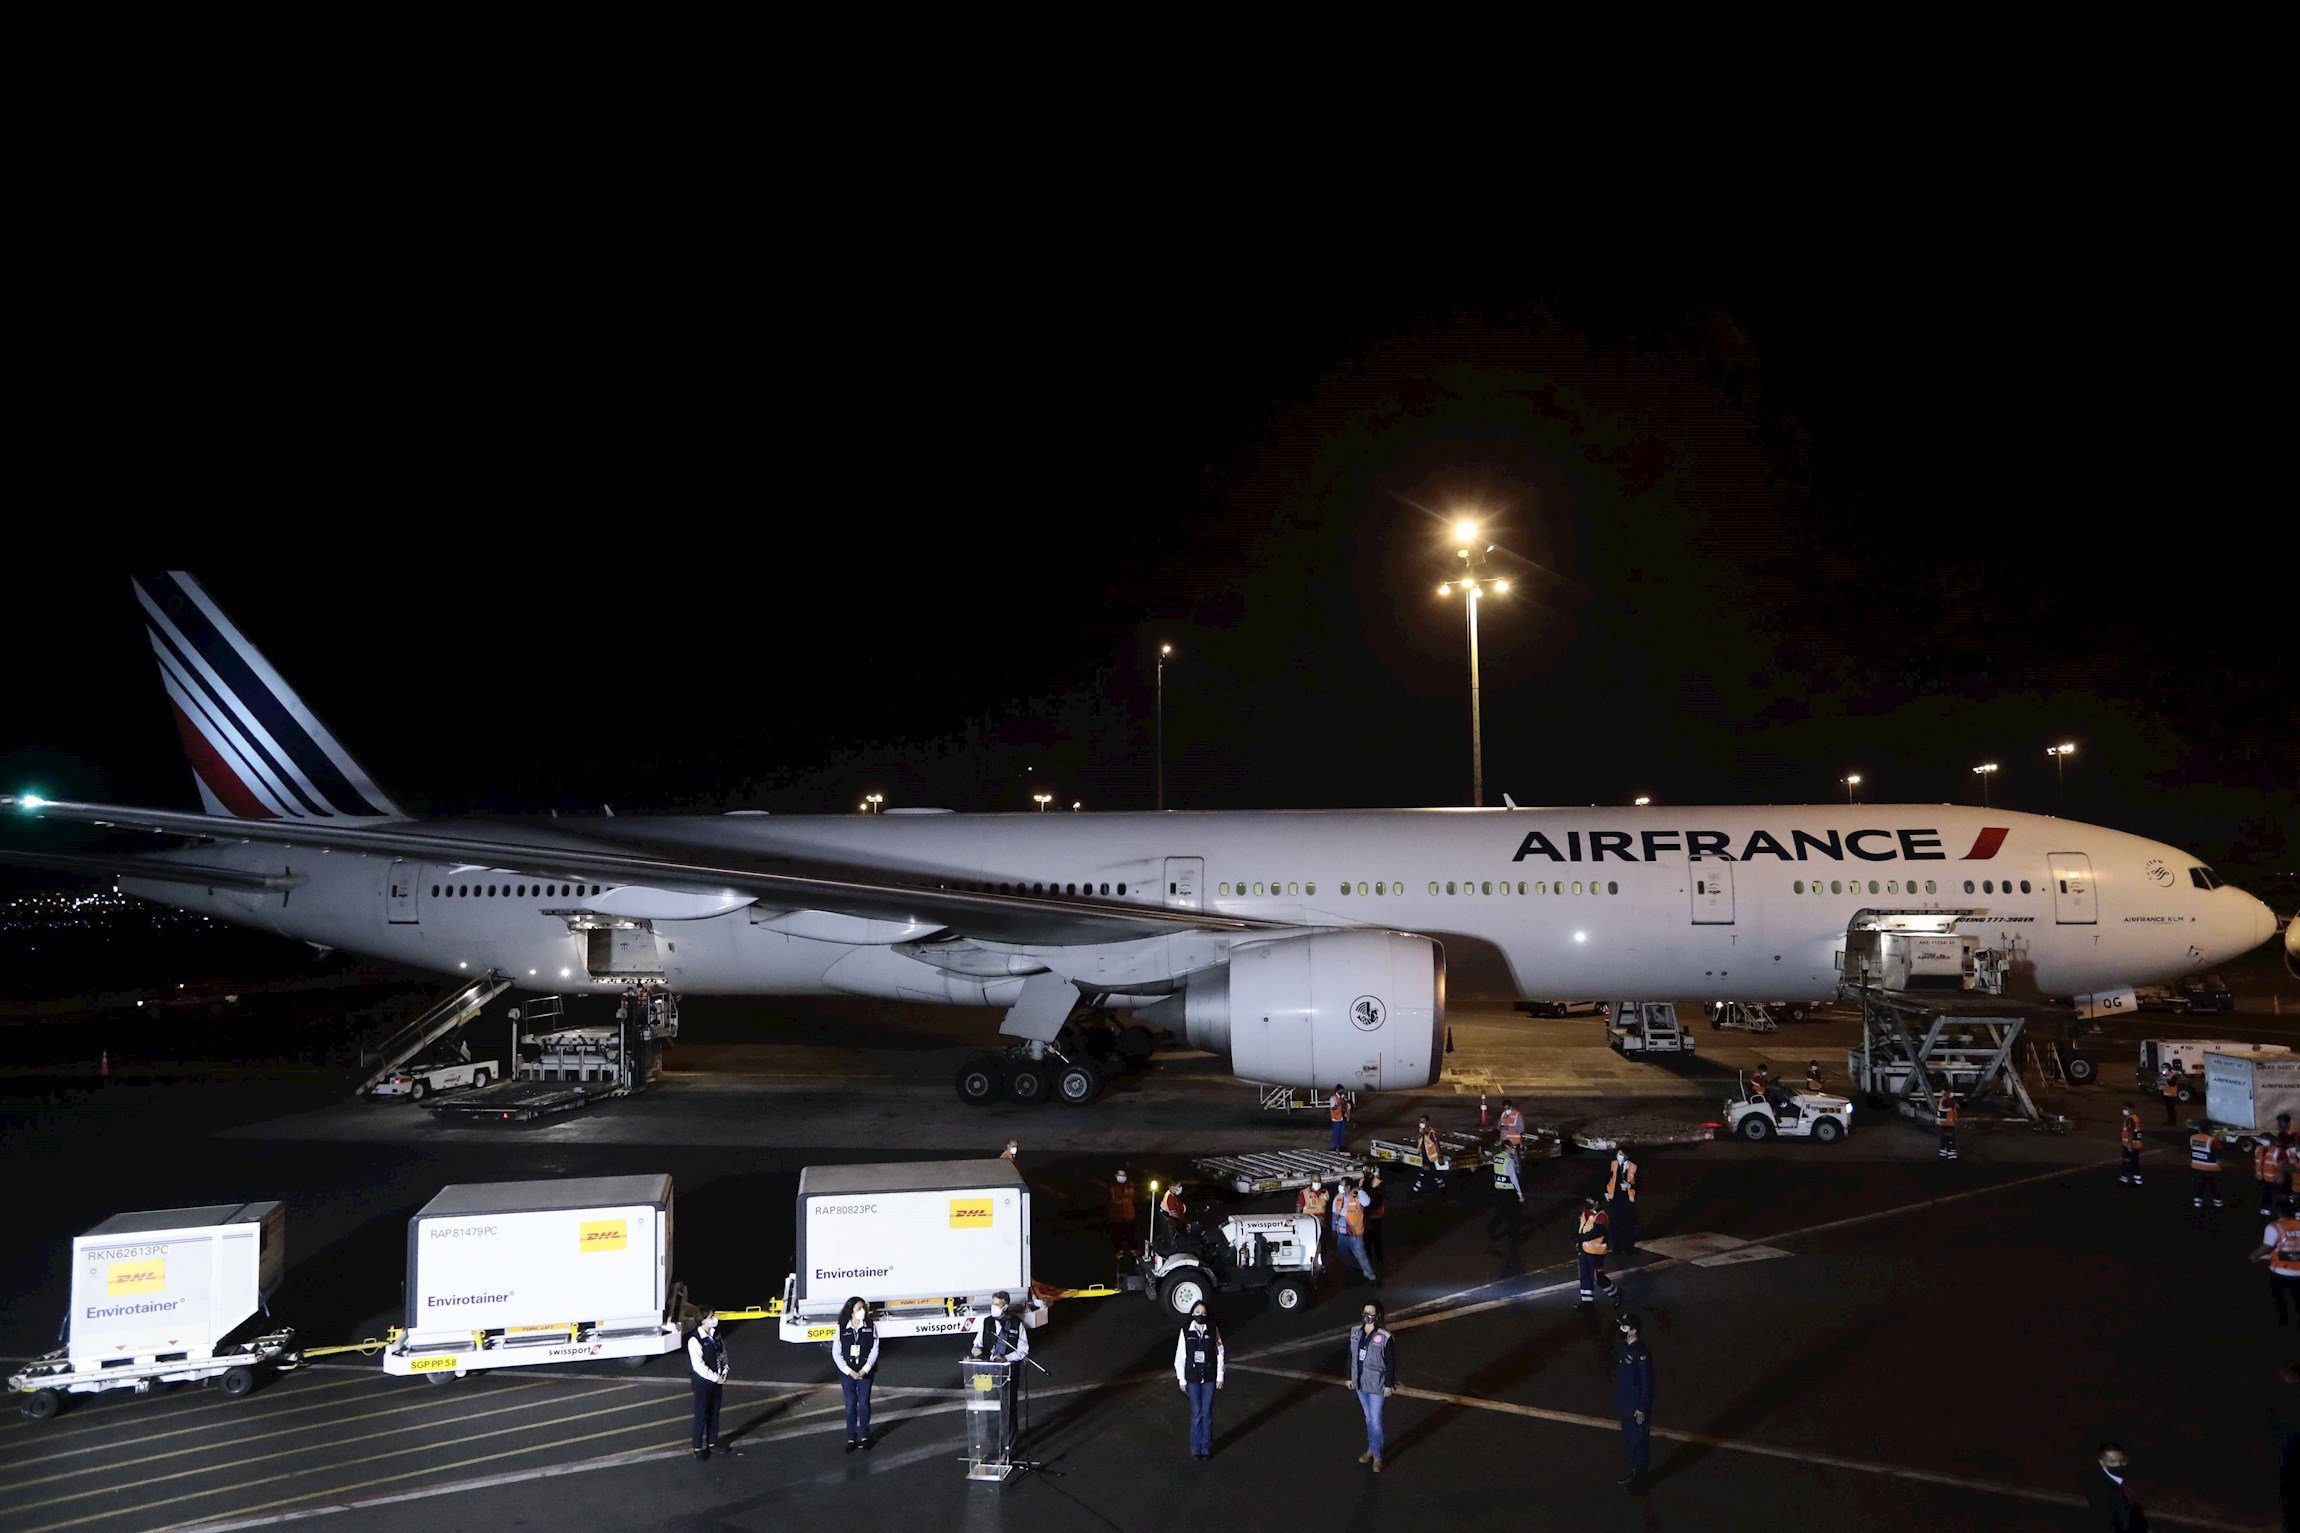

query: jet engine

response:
[1137,930,1444,1091]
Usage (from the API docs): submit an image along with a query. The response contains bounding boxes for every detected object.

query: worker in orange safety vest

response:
[2259,1113,2294,1214]
[1329,1087,1353,1150]
[2159,1062,2182,1126]
[1576,1197,1617,1305]
[1804,1060,1824,1095]
[2119,1107,2144,1187]
[1497,1099,1526,1147]
[1413,1119,1449,1200]
[1935,1094,1960,1161]
[2249,1195,2300,1326]
[2191,1128,2225,1211]
[1298,1178,1332,1221]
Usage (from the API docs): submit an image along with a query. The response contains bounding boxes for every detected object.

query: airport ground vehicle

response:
[776,1160,1030,1343]
[2135,975,2237,1014]
[383,1175,683,1379]
[1609,1001,1695,1055]
[1125,1212,1321,1316]
[1724,1076,1854,1143]
[2138,1039,2287,1100]
[367,1056,499,1100]
[1516,999,1609,1018]
[9,1202,290,1421]
[2201,1049,2300,1141]
[1708,1001,1779,1032]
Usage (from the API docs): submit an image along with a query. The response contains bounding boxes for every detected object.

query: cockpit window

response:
[2188,867,2219,890]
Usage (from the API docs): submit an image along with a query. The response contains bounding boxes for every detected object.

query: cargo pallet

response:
[1193,1149,1370,1196]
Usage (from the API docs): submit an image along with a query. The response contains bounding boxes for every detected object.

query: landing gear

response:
[1006,1060,1054,1106]
[1053,1058,1100,1106]
[955,1054,1005,1106]
[953,1014,1153,1108]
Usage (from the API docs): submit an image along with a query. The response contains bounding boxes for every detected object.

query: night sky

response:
[6,255,2292,886]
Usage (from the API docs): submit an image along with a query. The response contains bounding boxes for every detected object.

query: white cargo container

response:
[2203,1050,2300,1138]
[11,1202,293,1421]
[383,1174,682,1378]
[778,1160,1029,1344]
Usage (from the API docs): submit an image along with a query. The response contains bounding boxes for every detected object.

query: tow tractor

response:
[1724,1071,1853,1143]
[1125,1210,1321,1316]
[367,1054,501,1101]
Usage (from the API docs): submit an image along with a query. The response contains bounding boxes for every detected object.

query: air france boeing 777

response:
[2,574,2278,1103]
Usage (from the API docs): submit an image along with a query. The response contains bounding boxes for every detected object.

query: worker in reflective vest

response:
[1335,1179,1378,1283]
[2160,1063,2182,1125]
[1362,1170,1388,1267]
[1414,1120,1449,1199]
[1804,1061,1824,1095]
[1495,1138,1525,1202]
[1606,1149,1640,1252]
[1751,1062,1773,1095]
[830,1296,879,1453]
[1330,1087,1353,1150]
[687,1312,728,1461]
[2249,1201,2300,1326]
[1935,1095,1959,1161]
[2262,1115,2296,1214]
[2120,1108,2144,1186]
[1298,1178,1331,1221]
[1577,1198,1617,1304]
[2191,1130,2225,1211]
[1174,1301,1224,1460]
[1498,1100,1526,1147]
[1105,1169,1138,1260]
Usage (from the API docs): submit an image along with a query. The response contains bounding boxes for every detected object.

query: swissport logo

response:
[1350,996,1386,1032]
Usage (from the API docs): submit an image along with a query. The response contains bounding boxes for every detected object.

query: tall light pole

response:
[863,793,883,814]
[1033,793,1052,812]
[1155,642,1172,811]
[1841,774,1861,804]
[2046,742,2076,801]
[1973,762,1999,808]
[1437,519,1508,807]
[1633,796,1651,807]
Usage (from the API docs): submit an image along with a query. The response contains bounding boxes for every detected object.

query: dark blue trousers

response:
[691,1379,721,1450]
[1186,1381,1214,1455]
[1621,1412,1650,1476]
[840,1373,872,1440]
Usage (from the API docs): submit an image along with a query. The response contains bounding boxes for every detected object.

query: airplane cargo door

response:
[2048,853,2096,924]
[1163,857,1203,912]
[386,860,420,924]
[1689,860,1735,924]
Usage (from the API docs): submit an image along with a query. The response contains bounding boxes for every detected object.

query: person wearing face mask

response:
[687,1312,729,1461]
[1606,1147,1640,1252]
[2084,1442,2143,1531]
[1174,1300,1225,1459]
[1342,1301,1396,1472]
[971,1290,1028,1363]
[830,1295,878,1453]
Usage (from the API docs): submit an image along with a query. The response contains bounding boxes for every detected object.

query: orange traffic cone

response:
[99,1049,109,1079]
[1479,1094,1490,1130]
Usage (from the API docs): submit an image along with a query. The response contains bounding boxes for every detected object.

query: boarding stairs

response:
[354,971,510,1095]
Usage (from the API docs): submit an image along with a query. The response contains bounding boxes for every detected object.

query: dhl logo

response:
[107,1260,166,1294]
[579,1220,628,1253]
[948,1199,994,1229]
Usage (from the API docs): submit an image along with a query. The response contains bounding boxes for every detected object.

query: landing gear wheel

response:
[2065,1054,2098,1086]
[1270,1278,1309,1313]
[218,1366,256,1399]
[1006,1060,1054,1106]
[1740,1115,1775,1141]
[1054,1060,1100,1106]
[1160,1271,1212,1316]
[410,1080,428,1102]
[22,1388,59,1421]
[1115,1025,1156,1067]
[954,1054,1005,1107]
[1812,1116,1843,1144]
[1785,1005,1808,1023]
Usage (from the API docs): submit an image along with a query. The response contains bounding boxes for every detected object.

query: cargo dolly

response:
[10,1327,298,1421]
[1371,1125,1551,1176]
[425,998,664,1122]
[1192,1149,1371,1196]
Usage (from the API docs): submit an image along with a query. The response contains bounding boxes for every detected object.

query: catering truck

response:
[777,1160,1030,1344]
[9,1201,291,1420]
[2202,1049,2300,1143]
[382,1174,684,1379]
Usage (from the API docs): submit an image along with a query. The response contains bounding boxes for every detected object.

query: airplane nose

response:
[2254,893,2278,949]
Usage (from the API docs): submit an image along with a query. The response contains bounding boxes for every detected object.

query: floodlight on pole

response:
[1436,517,1508,808]
[1972,762,1999,807]
[1033,793,1052,812]
[1633,796,1651,806]
[1841,774,1861,804]
[2046,741,2077,799]
[1155,642,1174,811]
[864,793,884,814]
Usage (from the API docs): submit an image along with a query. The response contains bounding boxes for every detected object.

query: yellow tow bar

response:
[279,1328,402,1368]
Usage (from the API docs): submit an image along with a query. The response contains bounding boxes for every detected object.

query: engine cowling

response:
[1138,930,1444,1091]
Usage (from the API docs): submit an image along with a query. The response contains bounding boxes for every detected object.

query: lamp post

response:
[1155,643,1172,811]
[864,793,883,814]
[1973,762,1999,808]
[1033,793,1052,812]
[1436,519,1508,808]
[1633,796,1651,806]
[1841,774,1861,804]
[2046,742,2076,800]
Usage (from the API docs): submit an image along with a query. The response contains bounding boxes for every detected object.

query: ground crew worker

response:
[1751,1062,1773,1095]
[2160,1061,2181,1125]
[1001,1138,1020,1168]
[1342,1301,1395,1472]
[1577,1197,1617,1304]
[1606,1147,1640,1252]
[1299,1177,1331,1221]
[1495,1138,1525,1202]
[1175,1299,1224,1459]
[1105,1169,1137,1259]
[1804,1060,1823,1094]
[1498,1098,1525,1147]
[831,1295,878,1452]
[1161,1181,1190,1238]
[1362,1170,1388,1267]
[688,1311,728,1461]
[1329,1085,1353,1150]
[1334,1178,1378,1284]
[1936,1093,1960,1160]
[2119,1107,2144,1186]
[1613,1312,1655,1490]
[970,1290,1028,1361]
[2192,1127,2225,1209]
[2260,1115,2294,1214]
[1414,1118,1449,1199]
[2250,1197,2300,1326]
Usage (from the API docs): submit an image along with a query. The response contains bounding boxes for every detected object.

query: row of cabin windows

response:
[950,881,1126,897]
[1215,879,1624,897]
[1792,877,2037,896]
[431,882,603,899]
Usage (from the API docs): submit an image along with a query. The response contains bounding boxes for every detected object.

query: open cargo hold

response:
[780,1159,1029,1342]
[384,1173,683,1377]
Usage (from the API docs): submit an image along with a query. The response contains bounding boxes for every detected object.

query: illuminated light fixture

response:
[559,967,571,978]
[1454,519,1478,542]
[1033,793,1052,811]
[1438,583,1451,596]
[1573,931,1587,943]
[1634,796,1651,806]
[528,969,537,976]
[1493,579,1509,592]
[1972,760,2000,807]
[17,793,44,810]
[458,961,468,969]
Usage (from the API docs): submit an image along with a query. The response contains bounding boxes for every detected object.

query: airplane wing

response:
[0,846,304,895]
[1,797,1292,945]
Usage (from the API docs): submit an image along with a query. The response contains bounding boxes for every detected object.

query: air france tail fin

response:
[131,571,405,822]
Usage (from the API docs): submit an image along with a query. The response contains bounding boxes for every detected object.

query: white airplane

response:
[2,573,2279,1106]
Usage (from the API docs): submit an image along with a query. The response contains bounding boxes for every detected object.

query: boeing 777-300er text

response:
[1,574,2278,1106]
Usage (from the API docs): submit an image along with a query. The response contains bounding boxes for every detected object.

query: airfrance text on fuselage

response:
[1510,828,1962,864]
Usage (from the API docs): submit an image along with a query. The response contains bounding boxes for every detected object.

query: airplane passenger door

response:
[1689,859,1735,924]
[1163,857,1203,912]
[386,860,420,924]
[2048,853,2096,924]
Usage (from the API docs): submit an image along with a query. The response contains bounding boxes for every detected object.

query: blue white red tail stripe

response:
[132,572,403,822]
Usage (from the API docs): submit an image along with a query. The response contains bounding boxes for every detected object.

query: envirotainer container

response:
[67,1202,285,1364]
[384,1174,681,1377]
[2204,1050,2300,1137]
[780,1160,1029,1343]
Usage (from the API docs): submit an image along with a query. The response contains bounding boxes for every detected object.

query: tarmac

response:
[2,973,2296,1532]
